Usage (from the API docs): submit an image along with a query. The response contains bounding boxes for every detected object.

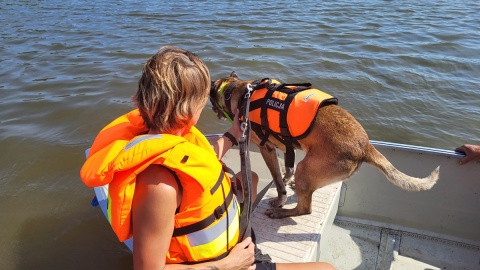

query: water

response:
[1,0,479,269]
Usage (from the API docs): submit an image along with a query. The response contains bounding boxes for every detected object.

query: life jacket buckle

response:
[214,205,224,219]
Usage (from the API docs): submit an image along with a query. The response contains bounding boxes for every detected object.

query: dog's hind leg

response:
[265,150,357,219]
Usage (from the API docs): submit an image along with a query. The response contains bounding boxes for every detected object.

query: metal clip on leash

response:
[239,84,253,241]
[239,84,253,142]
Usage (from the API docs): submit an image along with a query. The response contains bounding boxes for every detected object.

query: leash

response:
[238,83,253,241]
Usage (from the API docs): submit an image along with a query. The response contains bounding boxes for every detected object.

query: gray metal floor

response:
[320,217,480,270]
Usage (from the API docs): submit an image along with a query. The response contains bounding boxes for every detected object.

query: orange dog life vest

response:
[248,78,338,167]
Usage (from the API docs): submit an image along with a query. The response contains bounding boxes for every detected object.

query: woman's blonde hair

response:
[134,46,211,133]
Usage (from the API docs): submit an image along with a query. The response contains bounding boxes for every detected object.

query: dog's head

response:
[209,71,242,121]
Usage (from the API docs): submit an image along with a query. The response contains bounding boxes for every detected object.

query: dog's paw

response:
[265,208,288,219]
[287,181,296,190]
[283,175,295,186]
[268,195,287,208]
[265,207,299,219]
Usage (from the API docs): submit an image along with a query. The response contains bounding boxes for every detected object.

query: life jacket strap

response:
[210,168,225,195]
[172,187,234,237]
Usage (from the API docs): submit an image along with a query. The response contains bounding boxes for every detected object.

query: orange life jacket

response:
[248,78,338,167]
[80,109,240,263]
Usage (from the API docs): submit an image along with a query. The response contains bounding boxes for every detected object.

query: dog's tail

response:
[363,143,439,191]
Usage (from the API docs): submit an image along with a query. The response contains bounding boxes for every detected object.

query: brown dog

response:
[210,71,439,219]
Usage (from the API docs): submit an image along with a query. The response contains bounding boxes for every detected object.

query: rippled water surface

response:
[1,0,479,269]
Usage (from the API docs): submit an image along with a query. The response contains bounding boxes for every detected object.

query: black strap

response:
[252,78,272,90]
[172,187,234,237]
[279,93,296,139]
[284,142,295,168]
[248,98,265,112]
[272,83,311,93]
[259,130,270,147]
[223,132,238,146]
[257,89,275,146]
[260,89,274,129]
[220,160,236,178]
[238,84,254,242]
[239,130,252,241]
[224,81,238,115]
[252,229,273,263]
[210,168,225,195]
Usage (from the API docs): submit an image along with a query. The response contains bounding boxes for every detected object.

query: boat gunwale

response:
[206,133,465,158]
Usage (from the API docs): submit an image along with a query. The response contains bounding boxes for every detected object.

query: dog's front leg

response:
[258,143,287,208]
[265,158,315,219]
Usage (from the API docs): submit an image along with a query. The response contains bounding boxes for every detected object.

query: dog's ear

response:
[230,71,239,79]
[210,81,216,94]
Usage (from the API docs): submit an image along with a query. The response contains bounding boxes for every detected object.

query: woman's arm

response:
[132,165,180,269]
[132,165,255,270]
[213,109,243,160]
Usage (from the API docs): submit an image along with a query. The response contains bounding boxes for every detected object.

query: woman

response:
[81,46,335,270]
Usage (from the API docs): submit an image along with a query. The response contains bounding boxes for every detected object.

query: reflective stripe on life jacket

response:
[80,109,240,263]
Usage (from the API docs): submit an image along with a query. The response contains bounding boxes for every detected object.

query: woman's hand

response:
[456,144,480,165]
[228,108,242,139]
[223,237,256,270]
[214,109,243,160]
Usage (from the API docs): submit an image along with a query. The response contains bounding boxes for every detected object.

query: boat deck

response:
[221,145,342,263]
[251,181,342,263]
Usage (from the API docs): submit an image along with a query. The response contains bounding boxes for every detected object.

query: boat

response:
[90,136,480,269]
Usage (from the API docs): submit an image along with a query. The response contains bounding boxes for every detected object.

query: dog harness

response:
[248,78,338,167]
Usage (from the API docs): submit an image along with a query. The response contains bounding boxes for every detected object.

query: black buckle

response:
[214,205,224,219]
